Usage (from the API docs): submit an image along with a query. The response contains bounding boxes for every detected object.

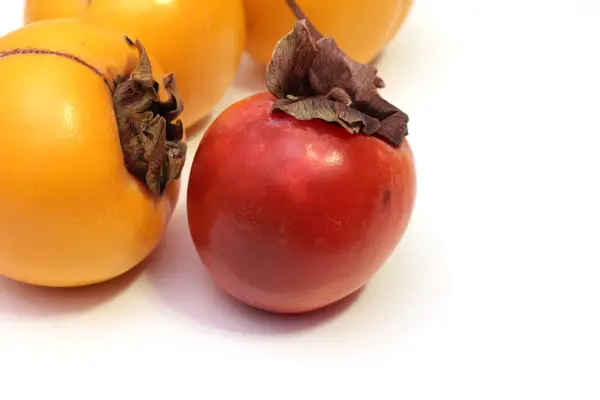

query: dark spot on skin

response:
[381,187,392,210]
[124,35,135,47]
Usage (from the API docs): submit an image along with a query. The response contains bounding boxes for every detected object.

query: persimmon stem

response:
[112,39,186,195]
[0,39,186,194]
[267,1,410,147]
[285,0,323,39]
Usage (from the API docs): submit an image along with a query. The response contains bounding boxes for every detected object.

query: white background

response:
[1,0,599,398]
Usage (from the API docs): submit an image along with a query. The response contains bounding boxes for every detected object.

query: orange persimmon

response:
[385,0,415,44]
[24,0,86,21]
[24,0,246,128]
[0,20,186,287]
[243,0,414,65]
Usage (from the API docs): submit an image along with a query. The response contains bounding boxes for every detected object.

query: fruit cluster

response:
[0,0,416,314]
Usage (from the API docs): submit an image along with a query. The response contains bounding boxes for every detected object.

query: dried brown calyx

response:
[112,38,186,195]
[266,4,409,147]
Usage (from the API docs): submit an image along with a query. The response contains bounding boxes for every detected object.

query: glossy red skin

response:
[187,92,417,313]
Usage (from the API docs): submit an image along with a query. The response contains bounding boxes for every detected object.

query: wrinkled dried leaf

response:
[310,38,382,95]
[273,97,380,134]
[354,90,409,146]
[266,20,317,99]
[130,41,155,88]
[161,73,185,123]
[265,20,409,147]
[112,38,186,195]
[377,112,409,146]
[325,87,352,106]
[142,115,167,194]
[165,141,187,182]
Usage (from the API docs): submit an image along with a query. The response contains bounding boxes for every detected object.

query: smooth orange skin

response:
[243,0,414,65]
[0,20,181,287]
[24,0,246,128]
[24,0,86,21]
[385,0,415,44]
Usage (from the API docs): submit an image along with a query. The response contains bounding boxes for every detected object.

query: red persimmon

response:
[187,91,416,313]
[187,2,416,314]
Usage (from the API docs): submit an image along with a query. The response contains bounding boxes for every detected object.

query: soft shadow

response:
[232,53,267,93]
[180,54,267,143]
[366,18,433,94]
[0,262,143,318]
[184,113,213,140]
[369,50,385,66]
[145,210,361,335]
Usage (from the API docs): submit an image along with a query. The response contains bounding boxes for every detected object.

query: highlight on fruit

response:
[185,0,416,314]
[0,0,417,316]
[24,0,246,128]
[0,20,185,287]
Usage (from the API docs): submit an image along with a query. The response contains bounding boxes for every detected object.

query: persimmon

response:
[385,0,415,44]
[243,0,414,65]
[187,2,416,314]
[0,20,186,287]
[24,0,246,128]
[24,1,85,21]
